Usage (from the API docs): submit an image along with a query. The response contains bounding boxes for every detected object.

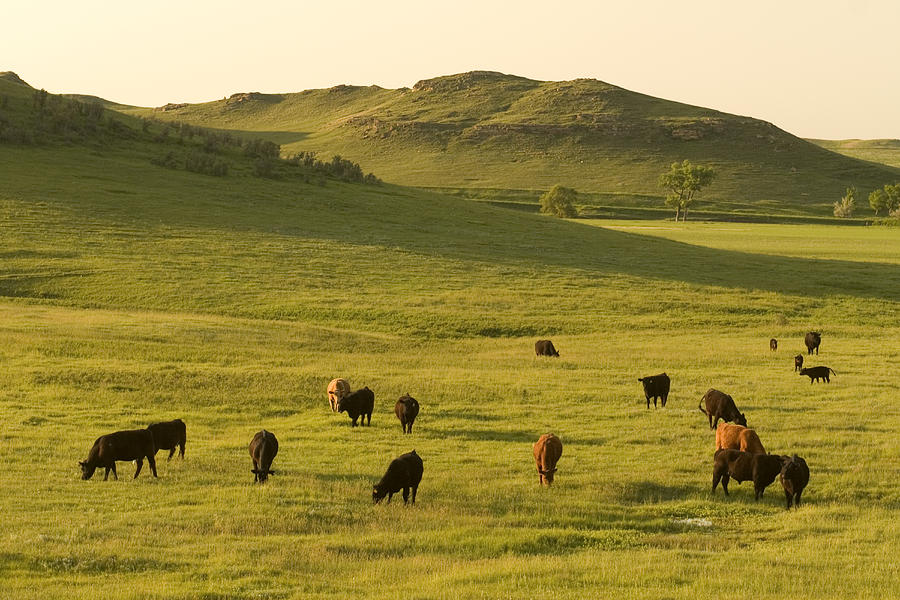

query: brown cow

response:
[394,394,420,434]
[712,449,787,499]
[534,340,559,357]
[794,354,804,372]
[699,389,747,430]
[79,429,158,481]
[715,423,766,455]
[533,433,563,486]
[770,338,778,351]
[805,331,821,355]
[780,455,810,509]
[327,378,351,412]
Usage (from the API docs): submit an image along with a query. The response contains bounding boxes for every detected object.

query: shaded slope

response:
[122,71,900,214]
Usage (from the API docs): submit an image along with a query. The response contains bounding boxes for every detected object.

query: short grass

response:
[1,144,899,599]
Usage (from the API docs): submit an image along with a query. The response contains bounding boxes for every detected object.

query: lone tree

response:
[540,184,578,218]
[658,160,716,221]
[868,183,900,216]
[833,186,856,218]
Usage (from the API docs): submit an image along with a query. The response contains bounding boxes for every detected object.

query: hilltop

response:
[122,71,900,215]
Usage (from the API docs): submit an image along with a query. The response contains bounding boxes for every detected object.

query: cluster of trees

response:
[539,185,578,218]
[285,152,380,184]
[868,183,900,217]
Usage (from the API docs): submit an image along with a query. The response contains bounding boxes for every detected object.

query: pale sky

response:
[4,0,899,139]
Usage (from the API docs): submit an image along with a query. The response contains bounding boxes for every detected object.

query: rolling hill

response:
[120,71,900,216]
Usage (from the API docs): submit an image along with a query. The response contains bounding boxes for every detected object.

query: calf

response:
[712,449,786,499]
[805,331,821,355]
[533,433,563,486]
[146,418,186,461]
[337,386,375,426]
[373,450,423,504]
[699,389,747,429]
[327,378,351,412]
[715,422,766,455]
[780,454,810,509]
[79,429,157,481]
[799,366,835,383]
[770,338,778,351]
[794,354,804,372]
[534,340,559,357]
[394,394,420,434]
[249,430,278,483]
[638,373,670,409]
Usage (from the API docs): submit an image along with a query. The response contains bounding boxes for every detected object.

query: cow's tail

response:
[830,368,837,375]
[698,400,708,416]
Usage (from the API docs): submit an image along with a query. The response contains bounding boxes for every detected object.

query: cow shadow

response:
[616,481,696,504]
[431,428,536,444]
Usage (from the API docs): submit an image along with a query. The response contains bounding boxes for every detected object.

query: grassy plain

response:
[1,145,899,599]
[810,138,900,169]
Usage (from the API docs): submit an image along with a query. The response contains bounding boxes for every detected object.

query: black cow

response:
[794,354,804,372]
[147,419,186,461]
[249,430,278,483]
[699,388,747,429]
[337,386,375,426]
[770,338,778,351]
[373,450,423,504]
[805,331,821,355]
[80,429,157,481]
[395,394,419,434]
[799,366,835,383]
[638,373,670,409]
[534,340,559,357]
[712,449,786,499]
[780,455,810,509]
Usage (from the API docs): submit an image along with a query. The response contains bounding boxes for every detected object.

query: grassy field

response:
[1,142,899,599]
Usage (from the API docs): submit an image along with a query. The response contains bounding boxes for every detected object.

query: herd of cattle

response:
[77,332,829,510]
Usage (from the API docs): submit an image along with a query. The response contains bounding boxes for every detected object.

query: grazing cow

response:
[715,423,766,455]
[534,340,559,357]
[533,433,563,486]
[327,378,351,413]
[794,354,804,372]
[805,331,821,355]
[337,386,375,426]
[638,373,670,409]
[146,419,186,461]
[770,338,778,351]
[373,450,423,504]
[712,449,787,499]
[79,429,157,481]
[698,389,747,429]
[799,366,835,384]
[249,430,278,483]
[394,394,420,434]
[780,455,810,509]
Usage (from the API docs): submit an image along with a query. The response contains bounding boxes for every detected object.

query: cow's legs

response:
[111,462,118,480]
[134,459,143,479]
[167,448,176,461]
[784,488,793,509]
[104,466,111,481]
[179,442,185,459]
[402,486,410,504]
[148,455,158,478]
[411,484,418,504]
[721,474,730,495]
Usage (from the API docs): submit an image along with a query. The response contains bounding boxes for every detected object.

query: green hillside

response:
[809,138,900,169]
[121,71,900,215]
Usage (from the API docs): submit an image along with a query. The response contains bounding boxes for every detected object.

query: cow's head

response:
[79,460,95,480]
[335,397,347,413]
[372,484,387,504]
[735,413,748,427]
[798,368,808,376]
[540,466,558,485]
[252,468,276,483]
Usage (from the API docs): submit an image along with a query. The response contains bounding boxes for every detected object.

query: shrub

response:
[185,151,228,176]
[833,186,856,218]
